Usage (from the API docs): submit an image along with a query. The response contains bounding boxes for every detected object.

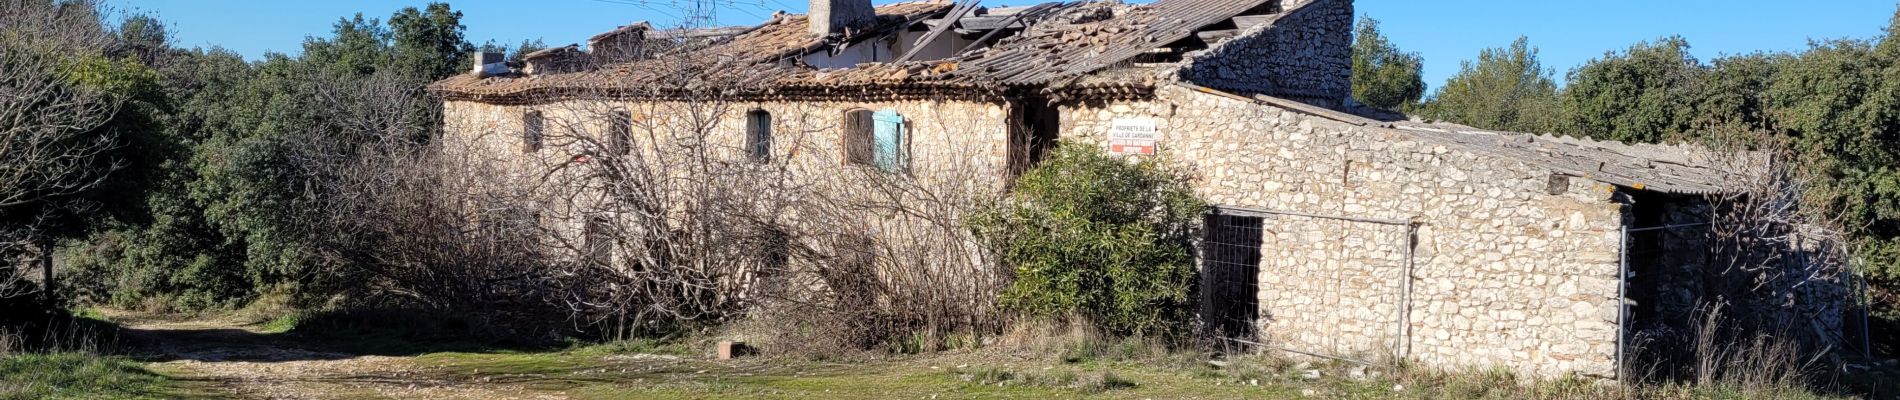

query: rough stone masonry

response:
[1066,85,1629,378]
[430,0,1853,380]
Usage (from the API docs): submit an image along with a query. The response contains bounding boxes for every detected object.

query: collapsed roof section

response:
[430,0,1320,103]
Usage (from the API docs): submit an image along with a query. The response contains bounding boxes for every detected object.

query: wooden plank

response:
[985,6,1030,16]
[1196,29,1239,42]
[958,16,1027,30]
[896,0,982,63]
[956,3,1061,55]
[1233,15,1275,29]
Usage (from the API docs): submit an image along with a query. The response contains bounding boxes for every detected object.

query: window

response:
[842,108,875,166]
[842,108,908,172]
[746,109,772,162]
[522,110,545,153]
[609,110,632,155]
[871,109,908,172]
[584,216,613,267]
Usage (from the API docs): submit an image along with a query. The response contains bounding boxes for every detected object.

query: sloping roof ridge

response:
[523,44,582,60]
[590,21,653,42]
[1398,120,1717,167]
[1170,82,1742,195]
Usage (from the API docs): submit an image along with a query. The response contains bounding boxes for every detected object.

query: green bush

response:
[972,142,1206,337]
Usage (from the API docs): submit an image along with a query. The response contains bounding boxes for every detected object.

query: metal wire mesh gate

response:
[1200,206,1418,361]
[1200,213,1262,341]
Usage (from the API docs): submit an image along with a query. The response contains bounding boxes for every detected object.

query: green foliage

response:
[52,2,505,312]
[1560,36,1700,143]
[972,144,1205,337]
[67,57,162,98]
[1417,37,1562,133]
[389,3,473,80]
[1350,16,1426,110]
[1690,52,1789,132]
[1763,27,1900,305]
[509,39,550,63]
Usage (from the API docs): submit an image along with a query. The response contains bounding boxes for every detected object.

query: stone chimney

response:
[471,51,505,76]
[809,0,876,36]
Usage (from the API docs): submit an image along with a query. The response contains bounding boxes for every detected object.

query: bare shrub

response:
[282,70,574,339]
[0,0,125,301]
[1688,303,1822,391]
[1706,135,1854,339]
[1622,132,1852,389]
[464,36,1009,346]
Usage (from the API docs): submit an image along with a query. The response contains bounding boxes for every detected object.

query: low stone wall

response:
[1063,85,1626,378]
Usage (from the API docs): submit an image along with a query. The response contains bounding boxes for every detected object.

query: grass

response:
[0,353,210,400]
[254,311,304,334]
[413,349,1252,399]
[339,317,1854,399]
[376,338,1864,400]
[77,304,1872,399]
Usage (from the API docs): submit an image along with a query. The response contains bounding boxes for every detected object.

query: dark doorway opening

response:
[1201,213,1263,341]
[1007,98,1061,179]
[1622,190,1716,381]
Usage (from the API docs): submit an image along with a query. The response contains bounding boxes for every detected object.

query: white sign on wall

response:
[1108,118,1158,156]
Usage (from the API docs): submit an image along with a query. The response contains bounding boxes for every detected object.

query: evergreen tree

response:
[1689,52,1788,133]
[1417,37,1562,133]
[1560,36,1700,143]
[1350,16,1426,111]
[1763,9,1900,311]
[62,3,481,310]
[390,3,473,80]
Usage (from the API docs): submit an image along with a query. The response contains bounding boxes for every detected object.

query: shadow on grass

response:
[124,308,568,364]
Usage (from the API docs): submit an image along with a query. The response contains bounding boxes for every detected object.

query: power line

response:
[580,0,686,23]
[578,0,798,28]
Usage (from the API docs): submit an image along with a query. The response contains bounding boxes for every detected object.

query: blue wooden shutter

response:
[872,109,906,172]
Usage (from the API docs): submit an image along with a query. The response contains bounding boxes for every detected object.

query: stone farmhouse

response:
[430,0,1854,379]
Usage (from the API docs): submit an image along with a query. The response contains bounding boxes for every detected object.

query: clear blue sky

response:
[115,0,1896,88]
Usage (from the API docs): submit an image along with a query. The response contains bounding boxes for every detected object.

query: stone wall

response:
[589,25,648,65]
[1062,84,1627,378]
[438,96,1016,320]
[440,98,1016,191]
[439,96,1021,253]
[1179,0,1352,107]
[809,0,877,36]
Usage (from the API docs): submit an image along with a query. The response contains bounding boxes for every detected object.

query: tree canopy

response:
[1560,36,1700,143]
[1416,37,1562,133]
[1350,16,1426,111]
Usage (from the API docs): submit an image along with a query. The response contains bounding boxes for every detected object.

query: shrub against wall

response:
[973,143,1205,337]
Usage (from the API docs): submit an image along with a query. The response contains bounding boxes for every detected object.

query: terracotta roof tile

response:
[429,0,1277,101]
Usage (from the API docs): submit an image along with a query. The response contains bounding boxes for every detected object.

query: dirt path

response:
[111,311,569,400]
